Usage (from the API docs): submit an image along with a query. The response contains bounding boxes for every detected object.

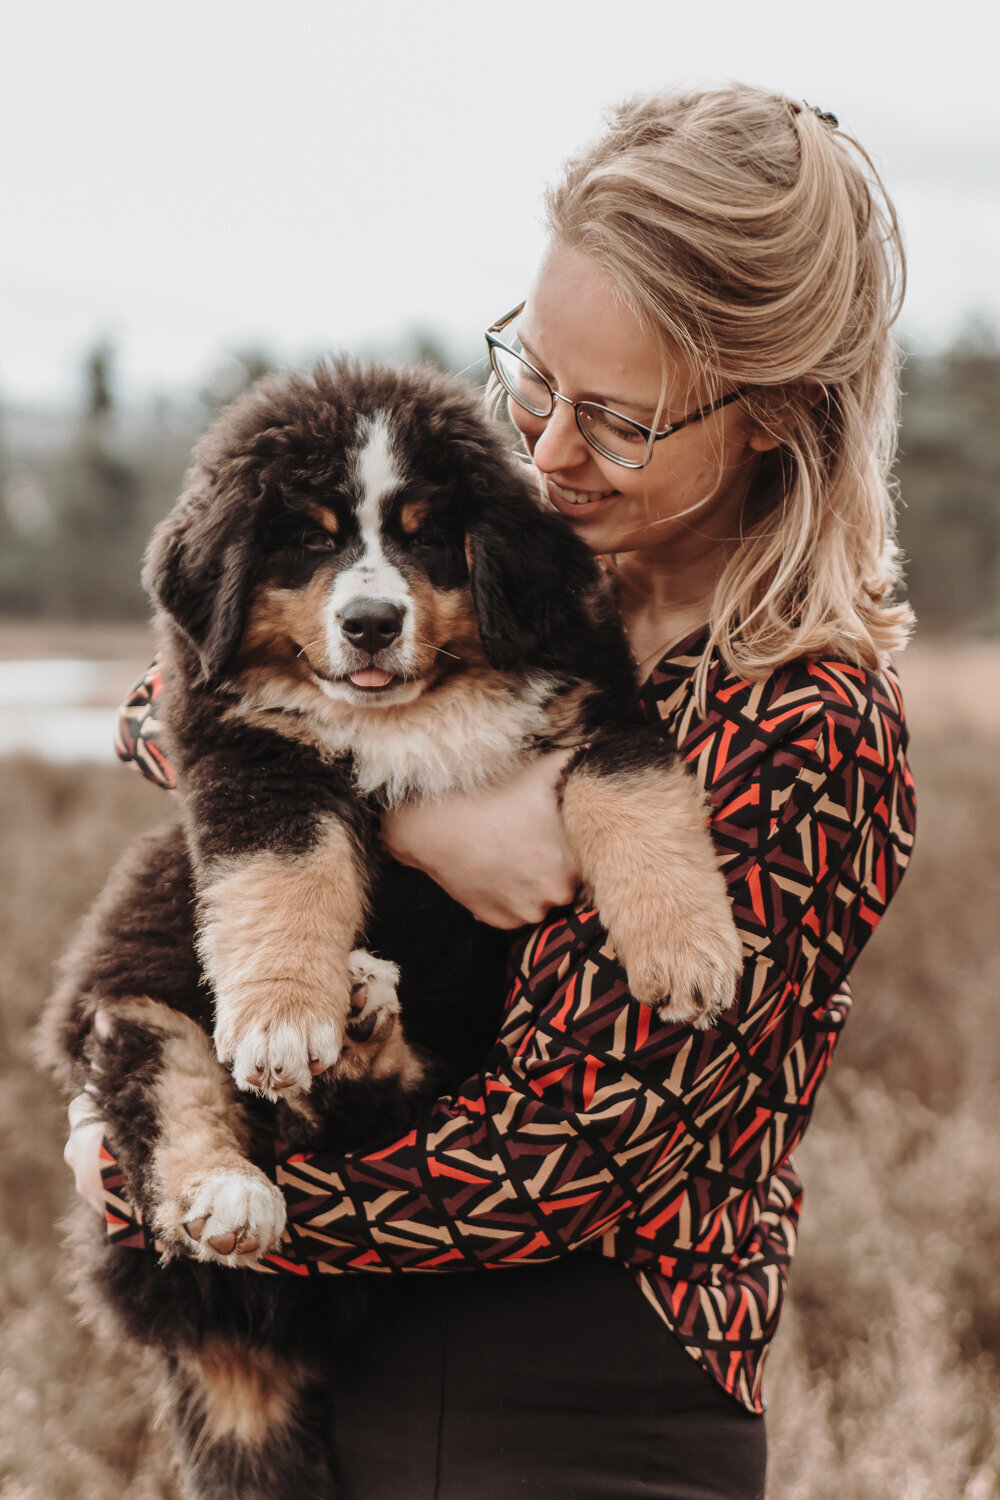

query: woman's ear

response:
[746,428,783,453]
[743,379,829,452]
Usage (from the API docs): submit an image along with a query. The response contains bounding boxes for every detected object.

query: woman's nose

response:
[530,398,590,473]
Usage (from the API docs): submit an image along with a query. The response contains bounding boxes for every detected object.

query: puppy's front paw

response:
[215,1000,345,1099]
[179,1168,287,1265]
[613,885,743,1030]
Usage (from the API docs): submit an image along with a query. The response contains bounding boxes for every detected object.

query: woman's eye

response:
[601,414,645,441]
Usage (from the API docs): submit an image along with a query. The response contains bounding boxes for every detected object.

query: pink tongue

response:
[349,669,395,689]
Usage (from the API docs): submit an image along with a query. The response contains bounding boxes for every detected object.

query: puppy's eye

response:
[303,529,339,553]
[411,527,446,552]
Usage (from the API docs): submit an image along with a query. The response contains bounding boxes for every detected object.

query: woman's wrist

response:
[380,750,580,928]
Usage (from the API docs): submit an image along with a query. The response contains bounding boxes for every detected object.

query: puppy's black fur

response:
[44,362,741,1498]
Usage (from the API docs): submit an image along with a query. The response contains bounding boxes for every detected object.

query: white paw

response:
[218,1014,345,1098]
[346,949,401,1040]
[182,1169,287,1265]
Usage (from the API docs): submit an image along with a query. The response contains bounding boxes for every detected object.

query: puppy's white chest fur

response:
[315,672,557,806]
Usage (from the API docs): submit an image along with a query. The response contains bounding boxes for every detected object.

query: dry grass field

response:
[0,640,998,1498]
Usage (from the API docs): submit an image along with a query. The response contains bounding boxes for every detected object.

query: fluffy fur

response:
[43,361,741,1498]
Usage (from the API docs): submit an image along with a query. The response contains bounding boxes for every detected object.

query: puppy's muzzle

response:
[339,598,406,655]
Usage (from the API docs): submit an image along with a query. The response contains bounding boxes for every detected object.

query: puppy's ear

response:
[466,490,608,674]
[142,458,262,682]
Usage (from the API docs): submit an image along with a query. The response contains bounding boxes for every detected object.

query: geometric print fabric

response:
[104,631,917,1414]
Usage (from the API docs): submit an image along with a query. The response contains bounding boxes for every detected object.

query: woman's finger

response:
[65,1094,108,1216]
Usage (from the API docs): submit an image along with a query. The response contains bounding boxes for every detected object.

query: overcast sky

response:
[2,0,998,406]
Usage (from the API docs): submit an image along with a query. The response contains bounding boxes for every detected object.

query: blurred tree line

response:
[0,330,997,633]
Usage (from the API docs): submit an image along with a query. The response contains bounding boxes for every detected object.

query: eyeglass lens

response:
[490,345,552,416]
[490,345,650,463]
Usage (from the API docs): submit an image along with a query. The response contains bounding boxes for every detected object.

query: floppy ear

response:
[142,458,263,682]
[465,484,610,675]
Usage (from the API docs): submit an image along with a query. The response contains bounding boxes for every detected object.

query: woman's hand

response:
[64,1093,107,1215]
[380,750,581,928]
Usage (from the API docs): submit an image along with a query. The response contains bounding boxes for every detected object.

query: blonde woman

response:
[67,84,916,1499]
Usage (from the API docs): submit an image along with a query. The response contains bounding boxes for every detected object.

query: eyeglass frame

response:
[485,302,747,470]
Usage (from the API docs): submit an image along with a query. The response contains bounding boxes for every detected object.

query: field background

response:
[0,634,998,1498]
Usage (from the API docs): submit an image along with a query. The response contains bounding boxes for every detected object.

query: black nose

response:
[340,598,405,654]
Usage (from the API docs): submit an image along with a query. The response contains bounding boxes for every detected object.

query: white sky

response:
[2,0,998,405]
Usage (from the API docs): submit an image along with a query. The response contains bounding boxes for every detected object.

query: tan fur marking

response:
[140,1005,256,1231]
[560,762,742,1025]
[405,570,483,671]
[236,576,334,684]
[200,818,367,1092]
[305,504,339,536]
[180,1337,313,1448]
[336,1014,427,1089]
[541,682,596,746]
[399,498,431,535]
[233,572,489,739]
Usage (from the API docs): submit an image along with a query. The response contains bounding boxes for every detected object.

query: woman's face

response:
[509,242,765,561]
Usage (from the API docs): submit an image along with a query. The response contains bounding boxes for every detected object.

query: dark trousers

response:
[328,1254,767,1499]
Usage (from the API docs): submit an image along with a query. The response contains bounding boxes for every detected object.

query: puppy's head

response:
[144,360,604,705]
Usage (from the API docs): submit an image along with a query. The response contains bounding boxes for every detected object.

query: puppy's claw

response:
[623,936,742,1030]
[645,955,741,1029]
[181,1169,286,1266]
[221,1017,344,1098]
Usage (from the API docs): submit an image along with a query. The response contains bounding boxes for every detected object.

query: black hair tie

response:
[802,101,839,128]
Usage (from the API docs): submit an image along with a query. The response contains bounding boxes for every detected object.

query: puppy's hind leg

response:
[43,822,285,1264]
[165,1337,335,1500]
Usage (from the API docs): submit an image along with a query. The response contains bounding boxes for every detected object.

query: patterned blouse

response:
[104,632,916,1414]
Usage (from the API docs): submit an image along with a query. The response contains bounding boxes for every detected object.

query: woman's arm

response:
[114,659,176,789]
[262,660,917,1274]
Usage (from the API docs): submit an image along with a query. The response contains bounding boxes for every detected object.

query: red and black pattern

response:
[106,632,915,1413]
[113,659,177,790]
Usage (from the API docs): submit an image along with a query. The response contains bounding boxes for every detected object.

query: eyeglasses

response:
[485,302,746,469]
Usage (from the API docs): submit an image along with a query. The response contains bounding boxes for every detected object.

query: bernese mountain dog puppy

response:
[44,361,741,1500]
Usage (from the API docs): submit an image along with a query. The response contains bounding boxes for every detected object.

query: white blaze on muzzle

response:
[324,411,416,680]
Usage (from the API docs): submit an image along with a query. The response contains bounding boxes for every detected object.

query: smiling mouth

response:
[295,645,404,694]
[546,479,618,507]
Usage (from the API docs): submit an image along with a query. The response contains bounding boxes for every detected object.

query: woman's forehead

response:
[520,242,698,408]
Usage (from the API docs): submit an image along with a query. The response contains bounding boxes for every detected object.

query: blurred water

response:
[0,659,131,762]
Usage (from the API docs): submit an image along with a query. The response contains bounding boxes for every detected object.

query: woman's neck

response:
[612,550,718,671]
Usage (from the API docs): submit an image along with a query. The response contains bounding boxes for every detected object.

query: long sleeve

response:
[271,655,915,1281]
[99,644,915,1411]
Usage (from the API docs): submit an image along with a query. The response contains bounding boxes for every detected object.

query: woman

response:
[67,84,916,1498]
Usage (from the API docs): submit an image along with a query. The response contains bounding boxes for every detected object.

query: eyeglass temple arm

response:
[486,302,526,336]
[659,387,747,438]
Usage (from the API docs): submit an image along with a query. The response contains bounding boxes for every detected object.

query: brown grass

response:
[1,642,998,1497]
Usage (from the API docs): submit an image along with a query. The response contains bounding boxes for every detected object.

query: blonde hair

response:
[544,83,913,697]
